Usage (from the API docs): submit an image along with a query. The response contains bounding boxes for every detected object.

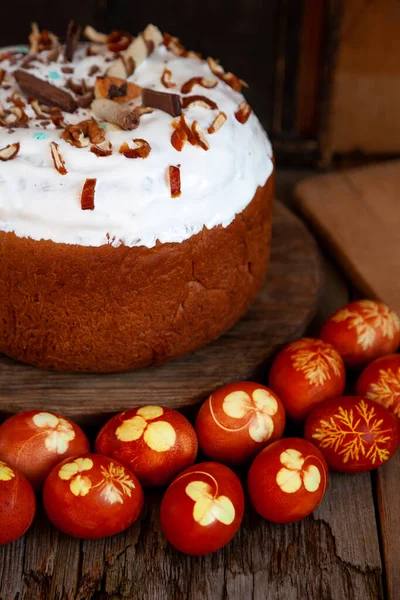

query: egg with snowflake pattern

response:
[319,300,400,368]
[356,354,400,419]
[304,396,400,472]
[269,338,345,421]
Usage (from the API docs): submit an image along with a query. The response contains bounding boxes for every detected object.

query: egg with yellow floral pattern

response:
[95,406,198,487]
[0,460,36,545]
[195,382,285,465]
[247,438,328,523]
[43,453,143,539]
[0,410,90,489]
[160,462,244,555]
[304,396,399,472]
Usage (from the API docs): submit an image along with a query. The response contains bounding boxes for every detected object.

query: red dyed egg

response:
[269,338,345,421]
[160,462,244,555]
[195,382,286,465]
[0,460,36,544]
[43,453,143,539]
[356,354,400,419]
[304,396,400,472]
[247,438,328,524]
[319,300,400,368]
[0,410,90,490]
[95,406,198,487]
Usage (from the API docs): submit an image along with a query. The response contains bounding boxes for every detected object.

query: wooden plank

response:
[0,470,384,599]
[0,202,323,427]
[325,0,400,157]
[294,160,400,315]
[376,451,400,600]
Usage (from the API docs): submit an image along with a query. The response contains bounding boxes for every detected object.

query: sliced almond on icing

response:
[50,141,68,175]
[0,142,20,161]
[208,111,227,134]
[191,121,210,151]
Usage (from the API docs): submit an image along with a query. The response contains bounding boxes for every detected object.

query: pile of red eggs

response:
[0,299,399,555]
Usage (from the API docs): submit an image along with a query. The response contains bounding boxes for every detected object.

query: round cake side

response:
[0,174,273,373]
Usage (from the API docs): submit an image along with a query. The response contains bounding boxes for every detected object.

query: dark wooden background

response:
[0,0,334,164]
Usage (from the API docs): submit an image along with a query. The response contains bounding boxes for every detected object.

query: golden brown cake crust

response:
[0,173,274,372]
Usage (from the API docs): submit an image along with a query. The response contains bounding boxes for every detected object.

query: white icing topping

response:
[0,43,273,248]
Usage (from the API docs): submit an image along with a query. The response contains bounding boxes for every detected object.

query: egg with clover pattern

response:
[195,382,285,465]
[95,406,198,487]
[43,453,143,539]
[160,461,244,555]
[0,410,90,489]
[247,438,328,523]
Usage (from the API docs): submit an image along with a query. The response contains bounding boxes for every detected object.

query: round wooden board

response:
[0,201,322,426]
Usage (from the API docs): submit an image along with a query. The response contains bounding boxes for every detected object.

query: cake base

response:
[0,178,274,373]
[0,201,322,426]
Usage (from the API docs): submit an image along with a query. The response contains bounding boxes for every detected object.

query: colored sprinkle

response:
[34,132,49,140]
[99,123,107,130]
[48,71,62,81]
[13,46,29,54]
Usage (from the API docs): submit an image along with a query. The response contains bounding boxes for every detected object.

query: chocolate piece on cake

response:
[64,20,81,62]
[142,88,182,117]
[14,70,77,112]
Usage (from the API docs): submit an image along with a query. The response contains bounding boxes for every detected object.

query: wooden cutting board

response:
[294,160,400,314]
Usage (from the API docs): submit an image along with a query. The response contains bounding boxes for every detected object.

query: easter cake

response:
[0,23,274,372]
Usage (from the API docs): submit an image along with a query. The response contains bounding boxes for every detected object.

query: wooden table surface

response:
[0,169,398,600]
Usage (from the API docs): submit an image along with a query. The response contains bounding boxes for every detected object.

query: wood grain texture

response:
[294,160,400,315]
[376,451,400,600]
[0,201,322,426]
[0,470,384,600]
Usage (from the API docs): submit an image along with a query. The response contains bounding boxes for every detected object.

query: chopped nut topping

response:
[61,119,105,148]
[119,138,151,159]
[29,98,46,118]
[234,101,252,124]
[28,23,58,55]
[207,57,248,92]
[7,91,25,108]
[0,142,20,161]
[81,178,96,210]
[61,66,74,74]
[161,68,176,89]
[107,30,133,53]
[90,141,113,157]
[0,106,29,128]
[181,77,217,95]
[169,165,181,197]
[50,141,68,175]
[191,121,210,150]
[208,111,227,134]
[181,95,218,110]
[134,105,154,117]
[0,69,5,85]
[88,65,100,77]
[83,25,109,44]
[171,128,187,152]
